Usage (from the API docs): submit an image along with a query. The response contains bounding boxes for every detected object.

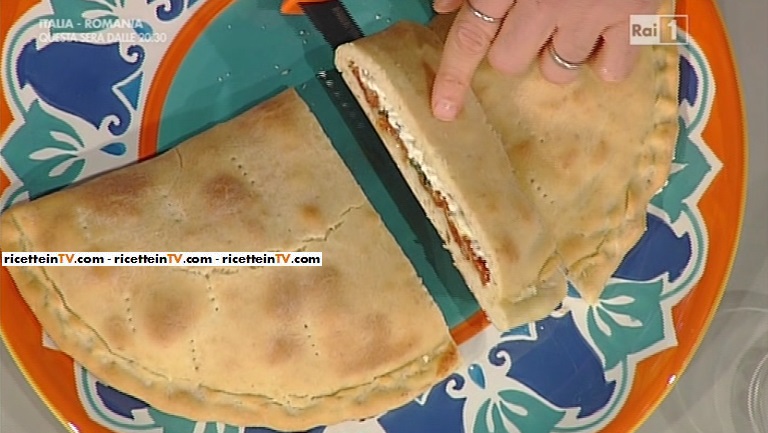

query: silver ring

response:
[549,44,586,70]
[467,0,503,24]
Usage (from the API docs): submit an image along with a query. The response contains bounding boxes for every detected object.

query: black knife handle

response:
[300,1,364,48]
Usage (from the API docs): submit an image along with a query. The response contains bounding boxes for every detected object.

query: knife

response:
[279,1,479,308]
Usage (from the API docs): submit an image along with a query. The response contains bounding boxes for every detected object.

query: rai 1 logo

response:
[629,14,689,45]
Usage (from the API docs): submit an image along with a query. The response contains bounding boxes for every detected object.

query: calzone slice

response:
[335,22,567,331]
[0,89,459,431]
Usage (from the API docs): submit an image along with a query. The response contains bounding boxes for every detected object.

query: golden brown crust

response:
[335,22,567,331]
[431,1,679,303]
[0,89,459,430]
[7,259,459,429]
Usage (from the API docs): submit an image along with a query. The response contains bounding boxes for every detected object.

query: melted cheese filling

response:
[357,69,488,270]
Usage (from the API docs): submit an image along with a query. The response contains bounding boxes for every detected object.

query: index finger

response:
[431,0,514,121]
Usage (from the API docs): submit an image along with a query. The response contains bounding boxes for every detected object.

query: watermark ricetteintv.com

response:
[36,18,168,44]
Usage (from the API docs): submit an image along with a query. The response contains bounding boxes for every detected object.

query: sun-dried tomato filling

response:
[350,65,491,286]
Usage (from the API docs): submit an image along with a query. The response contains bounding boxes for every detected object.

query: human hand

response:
[430,0,663,121]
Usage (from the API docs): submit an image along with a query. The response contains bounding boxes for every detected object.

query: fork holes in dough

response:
[190,339,200,371]
[123,296,136,332]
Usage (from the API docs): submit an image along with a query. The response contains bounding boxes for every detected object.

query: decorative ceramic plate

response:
[0,0,746,432]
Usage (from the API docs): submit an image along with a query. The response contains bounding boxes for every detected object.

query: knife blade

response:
[294,0,478,290]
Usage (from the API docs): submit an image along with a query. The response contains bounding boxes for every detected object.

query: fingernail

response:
[433,99,458,121]
[433,0,450,12]
[599,65,630,82]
